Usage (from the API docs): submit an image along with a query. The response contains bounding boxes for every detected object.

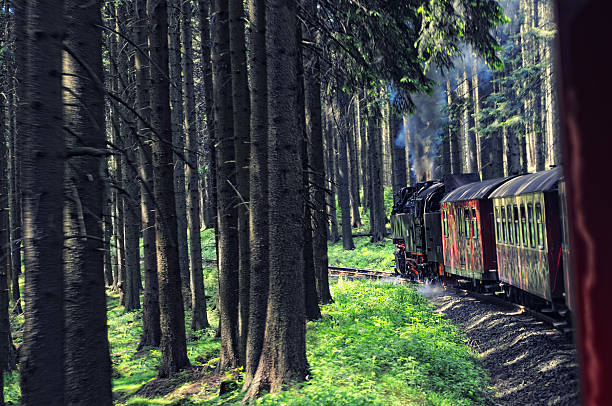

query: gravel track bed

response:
[422,285,579,406]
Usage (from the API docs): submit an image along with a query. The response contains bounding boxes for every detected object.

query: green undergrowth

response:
[256,280,490,405]
[328,236,395,271]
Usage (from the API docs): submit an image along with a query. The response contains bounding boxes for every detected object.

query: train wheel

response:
[394,248,407,277]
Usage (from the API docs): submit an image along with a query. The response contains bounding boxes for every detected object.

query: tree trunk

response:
[20,1,66,402]
[367,102,386,243]
[169,0,191,309]
[229,0,250,363]
[117,5,141,312]
[63,1,113,401]
[198,0,217,230]
[212,0,240,370]
[7,85,22,315]
[389,110,407,195]
[244,0,308,397]
[182,0,209,331]
[303,1,332,305]
[244,0,268,388]
[325,109,339,243]
[464,70,477,174]
[347,99,362,227]
[147,0,190,377]
[336,93,355,250]
[134,0,161,349]
[0,54,10,402]
[359,94,370,209]
[447,79,462,174]
[297,24,321,321]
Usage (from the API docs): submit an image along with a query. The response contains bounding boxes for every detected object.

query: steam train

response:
[391,166,572,315]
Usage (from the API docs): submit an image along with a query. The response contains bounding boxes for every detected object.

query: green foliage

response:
[328,236,395,271]
[257,281,490,405]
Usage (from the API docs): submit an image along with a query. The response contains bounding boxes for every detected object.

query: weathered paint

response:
[441,199,497,280]
[558,180,573,311]
[492,192,563,302]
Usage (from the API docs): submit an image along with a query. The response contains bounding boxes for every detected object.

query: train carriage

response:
[489,167,564,305]
[440,177,513,282]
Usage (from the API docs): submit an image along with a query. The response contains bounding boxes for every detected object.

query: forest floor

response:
[4,227,492,405]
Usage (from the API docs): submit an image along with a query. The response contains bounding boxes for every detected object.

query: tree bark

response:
[62,1,113,402]
[297,23,321,321]
[335,92,355,250]
[347,99,362,227]
[303,1,332,304]
[325,108,339,243]
[212,0,240,370]
[20,1,66,402]
[447,79,462,174]
[389,110,407,195]
[229,0,250,363]
[244,0,268,387]
[182,0,209,331]
[366,101,386,243]
[169,0,191,309]
[147,0,190,377]
[359,94,370,209]
[244,0,308,397]
[117,4,141,312]
[134,0,161,349]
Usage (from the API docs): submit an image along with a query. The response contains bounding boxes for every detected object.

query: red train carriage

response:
[489,167,564,308]
[441,177,513,283]
[558,178,573,312]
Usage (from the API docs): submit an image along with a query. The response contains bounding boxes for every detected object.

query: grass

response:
[4,225,490,405]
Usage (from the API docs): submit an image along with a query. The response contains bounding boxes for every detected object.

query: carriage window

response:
[528,203,535,248]
[472,208,478,239]
[507,205,514,244]
[513,205,520,246]
[501,207,507,243]
[464,208,470,240]
[536,203,544,248]
[495,208,501,242]
[521,205,528,247]
[443,210,448,238]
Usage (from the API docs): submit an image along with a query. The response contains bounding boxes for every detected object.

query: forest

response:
[0,0,565,405]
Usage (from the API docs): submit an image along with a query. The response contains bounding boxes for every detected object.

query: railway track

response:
[327,266,401,280]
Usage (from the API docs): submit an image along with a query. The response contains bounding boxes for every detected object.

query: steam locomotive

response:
[391,166,572,314]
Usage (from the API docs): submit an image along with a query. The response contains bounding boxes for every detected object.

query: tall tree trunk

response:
[20,1,66,402]
[447,79,462,174]
[7,86,22,315]
[325,109,339,243]
[169,0,191,308]
[228,0,250,363]
[0,55,10,403]
[63,1,113,401]
[297,23,321,321]
[389,110,407,195]
[212,0,240,370]
[336,92,355,250]
[134,0,161,349]
[464,70,477,174]
[347,100,362,227]
[303,1,332,304]
[198,0,217,231]
[367,102,386,243]
[359,94,370,209]
[117,5,141,312]
[244,0,268,387]
[244,0,308,397]
[182,0,209,331]
[147,0,190,377]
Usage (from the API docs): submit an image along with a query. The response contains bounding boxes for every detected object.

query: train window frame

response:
[527,203,536,248]
[535,203,544,249]
[472,208,478,239]
[513,205,520,246]
[521,204,528,247]
[464,208,470,240]
[507,204,514,244]
[495,207,501,242]
[501,206,507,243]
